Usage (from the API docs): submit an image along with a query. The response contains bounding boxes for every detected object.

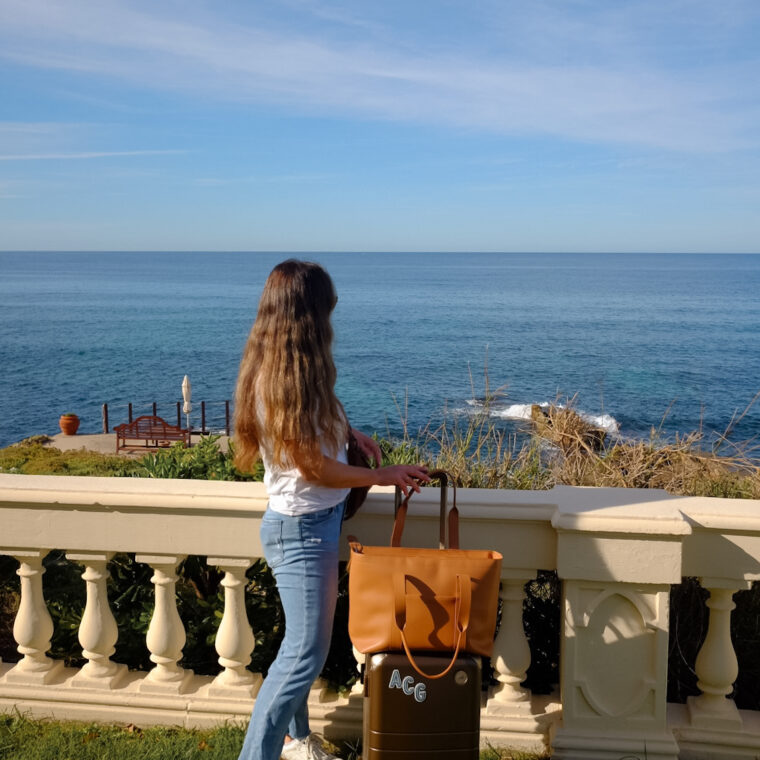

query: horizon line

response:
[2,250,759,256]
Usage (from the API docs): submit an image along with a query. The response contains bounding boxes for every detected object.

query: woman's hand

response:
[374,464,430,496]
[350,427,383,468]
[292,442,428,494]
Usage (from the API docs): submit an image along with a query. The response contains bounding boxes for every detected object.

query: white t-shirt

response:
[259,430,350,516]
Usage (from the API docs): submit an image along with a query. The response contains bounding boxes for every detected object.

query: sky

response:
[1,0,759,253]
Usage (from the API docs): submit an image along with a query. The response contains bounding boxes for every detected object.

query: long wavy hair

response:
[234,259,347,473]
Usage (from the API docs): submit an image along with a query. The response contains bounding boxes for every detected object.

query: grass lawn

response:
[0,714,548,759]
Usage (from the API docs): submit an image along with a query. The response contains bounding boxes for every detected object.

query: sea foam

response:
[465,399,620,434]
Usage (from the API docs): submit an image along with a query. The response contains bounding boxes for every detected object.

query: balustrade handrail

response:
[0,472,266,513]
[2,472,760,758]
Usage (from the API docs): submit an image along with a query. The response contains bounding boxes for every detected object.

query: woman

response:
[235,259,429,760]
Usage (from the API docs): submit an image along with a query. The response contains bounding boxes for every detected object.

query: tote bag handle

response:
[391,469,460,550]
[393,572,472,680]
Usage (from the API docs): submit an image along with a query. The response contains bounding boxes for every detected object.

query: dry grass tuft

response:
[381,383,760,499]
[382,381,552,490]
[537,402,760,498]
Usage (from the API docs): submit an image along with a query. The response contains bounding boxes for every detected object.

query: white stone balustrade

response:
[1,473,760,757]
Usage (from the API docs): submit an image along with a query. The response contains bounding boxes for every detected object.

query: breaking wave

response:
[464,399,620,434]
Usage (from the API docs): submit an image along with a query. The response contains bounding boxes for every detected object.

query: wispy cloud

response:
[1,0,758,152]
[194,172,338,187]
[0,121,89,138]
[0,150,186,161]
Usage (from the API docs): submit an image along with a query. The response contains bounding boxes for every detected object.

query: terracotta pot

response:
[59,415,80,436]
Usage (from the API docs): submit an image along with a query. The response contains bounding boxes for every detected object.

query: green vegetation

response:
[139,435,262,481]
[0,715,244,760]
[0,435,260,481]
[0,714,548,760]
[2,399,758,497]
[0,439,142,477]
[379,395,552,490]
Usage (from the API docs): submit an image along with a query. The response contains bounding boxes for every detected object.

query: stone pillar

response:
[135,554,193,693]
[66,552,127,688]
[554,579,679,759]
[549,491,688,760]
[491,573,533,706]
[206,557,261,698]
[484,569,556,746]
[2,550,64,684]
[686,578,750,729]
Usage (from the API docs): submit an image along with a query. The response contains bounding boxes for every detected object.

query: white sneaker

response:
[281,733,339,760]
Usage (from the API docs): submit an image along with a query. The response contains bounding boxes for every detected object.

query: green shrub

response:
[138,436,262,481]
[0,436,262,481]
[0,442,141,477]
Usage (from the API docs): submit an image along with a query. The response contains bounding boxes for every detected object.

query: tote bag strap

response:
[391,470,460,550]
[392,572,472,680]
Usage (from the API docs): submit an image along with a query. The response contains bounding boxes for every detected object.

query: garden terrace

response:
[1,473,759,759]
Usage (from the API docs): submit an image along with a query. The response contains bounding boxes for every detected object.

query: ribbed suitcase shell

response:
[362,652,481,759]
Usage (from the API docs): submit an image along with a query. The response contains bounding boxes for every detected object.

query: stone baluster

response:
[687,578,750,729]
[66,552,127,688]
[135,554,193,693]
[207,557,261,697]
[491,574,532,707]
[2,550,63,684]
[485,569,552,742]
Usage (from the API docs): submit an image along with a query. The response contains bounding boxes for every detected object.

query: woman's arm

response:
[292,449,429,496]
[350,427,383,468]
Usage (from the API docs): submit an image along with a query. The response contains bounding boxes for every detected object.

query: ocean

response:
[1,252,759,452]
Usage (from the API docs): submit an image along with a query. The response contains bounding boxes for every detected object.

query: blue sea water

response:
[1,251,759,451]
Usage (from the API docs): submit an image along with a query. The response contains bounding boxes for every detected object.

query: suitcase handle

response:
[393,572,472,680]
[391,470,459,550]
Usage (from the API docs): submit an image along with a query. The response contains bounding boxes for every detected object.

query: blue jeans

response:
[238,501,345,760]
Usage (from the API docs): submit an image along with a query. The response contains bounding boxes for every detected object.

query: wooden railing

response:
[1,473,759,758]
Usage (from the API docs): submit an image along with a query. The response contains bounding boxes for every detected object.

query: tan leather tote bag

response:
[347,470,502,678]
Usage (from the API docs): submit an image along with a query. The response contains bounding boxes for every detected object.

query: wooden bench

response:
[114,415,191,452]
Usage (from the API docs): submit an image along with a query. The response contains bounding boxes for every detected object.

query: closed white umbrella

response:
[182,375,192,433]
